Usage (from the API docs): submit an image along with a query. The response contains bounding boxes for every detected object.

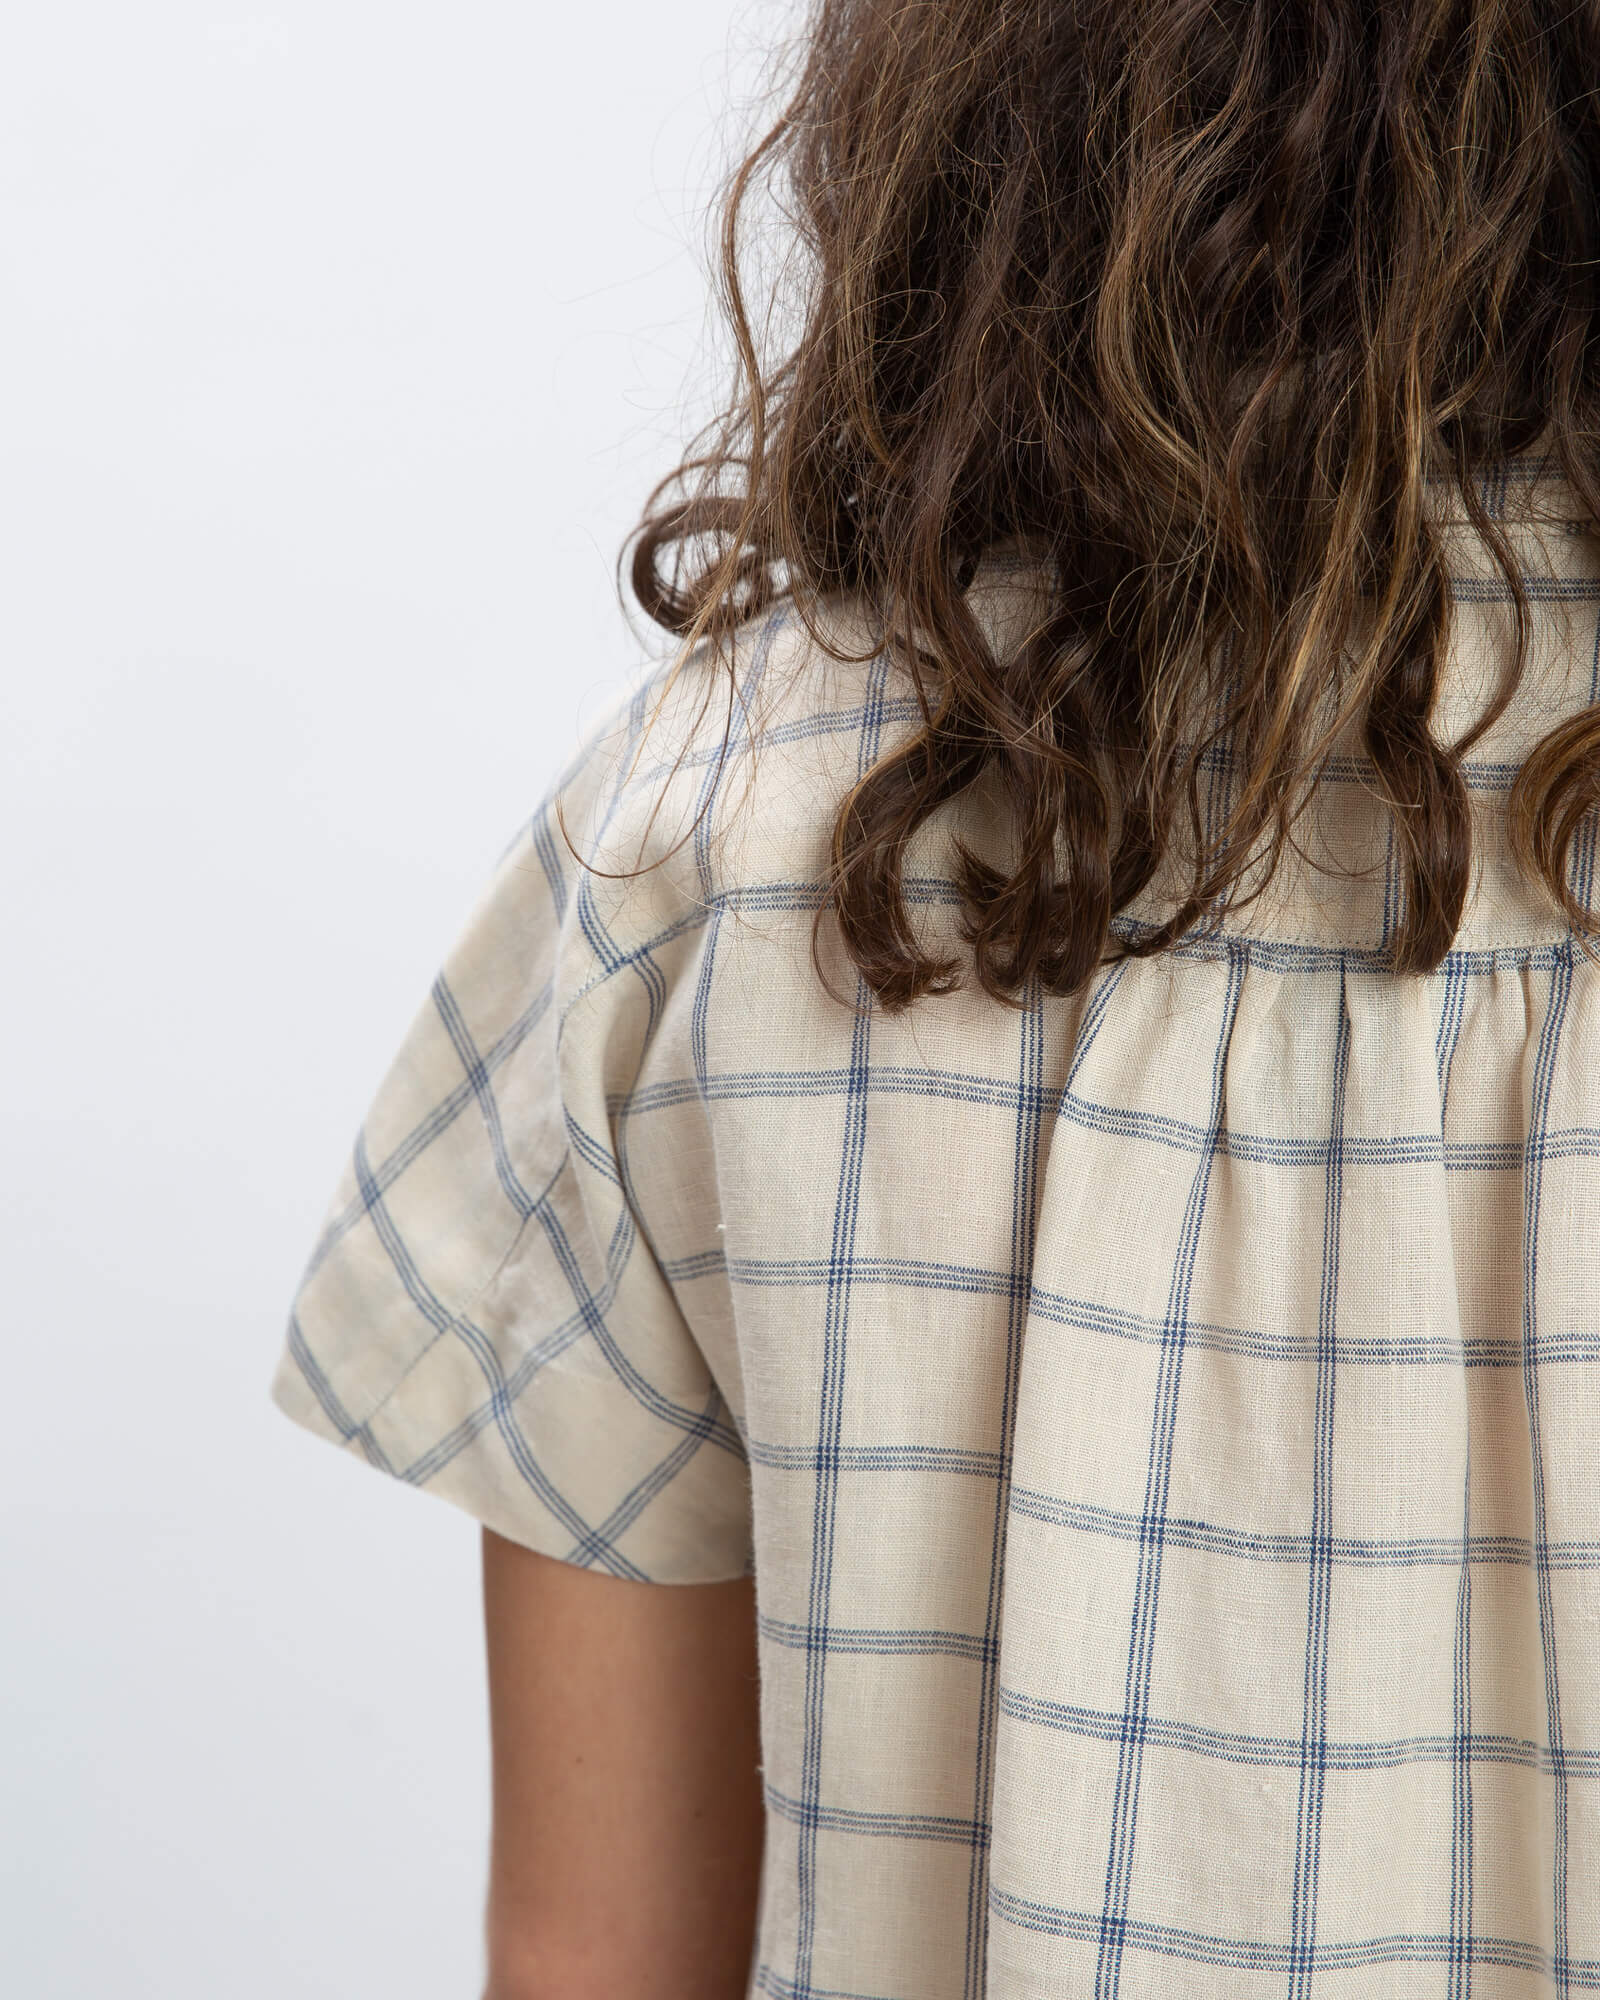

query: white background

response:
[0,5,791,1992]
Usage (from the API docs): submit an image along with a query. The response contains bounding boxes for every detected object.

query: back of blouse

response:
[272,450,1600,1998]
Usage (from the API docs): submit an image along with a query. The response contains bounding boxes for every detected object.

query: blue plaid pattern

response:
[274,453,1600,1995]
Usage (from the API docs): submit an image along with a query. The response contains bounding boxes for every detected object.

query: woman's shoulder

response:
[549,596,920,931]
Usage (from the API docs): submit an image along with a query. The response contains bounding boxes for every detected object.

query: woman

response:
[271,0,1600,1993]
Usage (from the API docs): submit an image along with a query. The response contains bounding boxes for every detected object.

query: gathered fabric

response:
[275,452,1600,1996]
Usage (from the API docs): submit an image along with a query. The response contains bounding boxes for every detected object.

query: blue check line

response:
[996,1681,1596,1777]
[302,983,551,1281]
[992,1881,1600,1983]
[351,1132,643,1579]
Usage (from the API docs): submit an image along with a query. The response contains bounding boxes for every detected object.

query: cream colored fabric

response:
[272,453,1600,1996]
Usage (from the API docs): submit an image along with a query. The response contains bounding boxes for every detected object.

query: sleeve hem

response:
[266,1338,756,1587]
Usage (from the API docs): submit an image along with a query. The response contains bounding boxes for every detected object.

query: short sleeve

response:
[269,676,754,1584]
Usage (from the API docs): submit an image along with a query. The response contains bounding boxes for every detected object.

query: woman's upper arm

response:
[479,1528,765,2000]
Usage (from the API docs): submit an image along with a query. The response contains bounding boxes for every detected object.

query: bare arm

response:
[479,1527,765,2000]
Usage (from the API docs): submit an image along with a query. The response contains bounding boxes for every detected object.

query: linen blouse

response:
[271,451,1600,1998]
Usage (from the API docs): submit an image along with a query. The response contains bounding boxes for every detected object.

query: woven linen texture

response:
[274,455,1600,1997]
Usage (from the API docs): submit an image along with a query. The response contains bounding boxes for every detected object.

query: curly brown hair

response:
[620,0,1600,1012]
